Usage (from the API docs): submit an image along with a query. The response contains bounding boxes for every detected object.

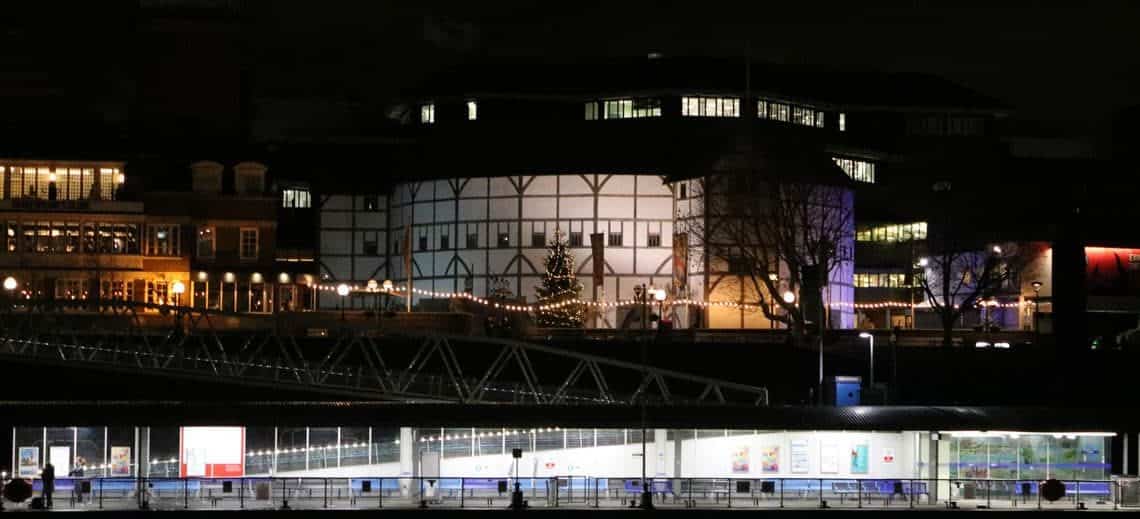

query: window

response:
[839,112,847,132]
[282,187,311,208]
[239,228,258,260]
[147,224,180,256]
[832,157,876,183]
[363,233,379,256]
[758,98,823,127]
[235,163,266,194]
[647,232,661,247]
[418,235,428,251]
[856,222,928,243]
[603,98,661,119]
[466,232,478,249]
[363,195,380,211]
[420,103,435,124]
[854,272,908,288]
[678,183,687,200]
[440,233,449,250]
[466,100,477,121]
[584,101,598,120]
[568,231,583,247]
[531,231,545,248]
[197,226,215,258]
[497,232,510,248]
[681,96,740,117]
[727,256,750,275]
[607,232,623,247]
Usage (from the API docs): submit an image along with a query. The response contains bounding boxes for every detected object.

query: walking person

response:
[41,462,55,509]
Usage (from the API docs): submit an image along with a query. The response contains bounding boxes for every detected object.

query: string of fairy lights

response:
[314,283,1028,313]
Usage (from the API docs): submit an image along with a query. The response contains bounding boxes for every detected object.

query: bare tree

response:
[916,242,1027,347]
[682,170,854,342]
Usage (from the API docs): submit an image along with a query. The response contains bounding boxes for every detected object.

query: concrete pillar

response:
[1125,433,1130,476]
[673,430,683,479]
[928,432,940,503]
[399,427,414,498]
[138,427,150,478]
[654,429,668,477]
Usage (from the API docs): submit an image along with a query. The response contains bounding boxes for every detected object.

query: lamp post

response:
[1031,280,1043,333]
[336,283,350,321]
[4,276,16,312]
[859,332,875,388]
[768,272,779,329]
[652,288,666,329]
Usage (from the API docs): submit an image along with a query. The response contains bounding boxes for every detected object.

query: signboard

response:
[180,427,244,478]
[820,443,839,474]
[790,440,809,474]
[760,445,780,473]
[850,443,869,474]
[18,447,39,478]
[590,233,605,287]
[49,446,71,477]
[731,446,750,474]
[110,446,132,476]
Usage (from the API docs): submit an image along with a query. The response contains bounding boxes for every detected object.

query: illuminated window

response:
[758,98,823,127]
[832,157,876,183]
[147,224,180,256]
[584,102,598,120]
[282,187,310,208]
[856,222,928,243]
[839,113,847,132]
[602,98,660,119]
[854,272,908,288]
[420,103,435,124]
[240,228,259,260]
[681,96,740,117]
[197,226,215,258]
[466,100,477,121]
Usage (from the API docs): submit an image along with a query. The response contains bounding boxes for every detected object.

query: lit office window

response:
[839,113,847,132]
[832,157,876,183]
[681,96,740,117]
[467,100,477,121]
[854,273,908,288]
[603,98,661,119]
[856,222,927,243]
[282,187,311,208]
[584,102,598,120]
[758,98,823,127]
[420,103,435,124]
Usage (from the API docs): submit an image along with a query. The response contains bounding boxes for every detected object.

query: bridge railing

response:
[0,475,1120,511]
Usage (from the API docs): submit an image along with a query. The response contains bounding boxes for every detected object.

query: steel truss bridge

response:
[0,299,768,406]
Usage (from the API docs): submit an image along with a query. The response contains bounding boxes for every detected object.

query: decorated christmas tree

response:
[535,230,584,328]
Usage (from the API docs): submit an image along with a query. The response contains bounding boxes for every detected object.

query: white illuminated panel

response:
[180,426,245,478]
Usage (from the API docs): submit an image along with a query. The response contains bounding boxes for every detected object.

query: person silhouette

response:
[41,462,55,508]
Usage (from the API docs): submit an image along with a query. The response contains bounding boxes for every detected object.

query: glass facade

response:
[947,433,1111,481]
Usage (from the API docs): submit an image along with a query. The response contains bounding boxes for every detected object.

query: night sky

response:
[255,1,1140,133]
[4,1,1138,137]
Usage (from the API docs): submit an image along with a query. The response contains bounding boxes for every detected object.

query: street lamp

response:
[171,280,185,307]
[1031,280,1043,332]
[859,332,875,388]
[782,290,796,304]
[652,287,667,329]
[336,283,350,321]
[3,276,16,291]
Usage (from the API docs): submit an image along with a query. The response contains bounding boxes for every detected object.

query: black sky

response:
[255,1,1140,134]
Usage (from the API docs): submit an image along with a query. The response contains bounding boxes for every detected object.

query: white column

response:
[399,427,414,497]
[654,429,668,477]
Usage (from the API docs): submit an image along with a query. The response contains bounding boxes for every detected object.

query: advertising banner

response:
[672,233,688,291]
[760,445,780,473]
[850,443,869,474]
[731,446,750,474]
[790,440,810,473]
[18,446,39,478]
[820,443,839,474]
[180,427,245,478]
[111,446,132,476]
